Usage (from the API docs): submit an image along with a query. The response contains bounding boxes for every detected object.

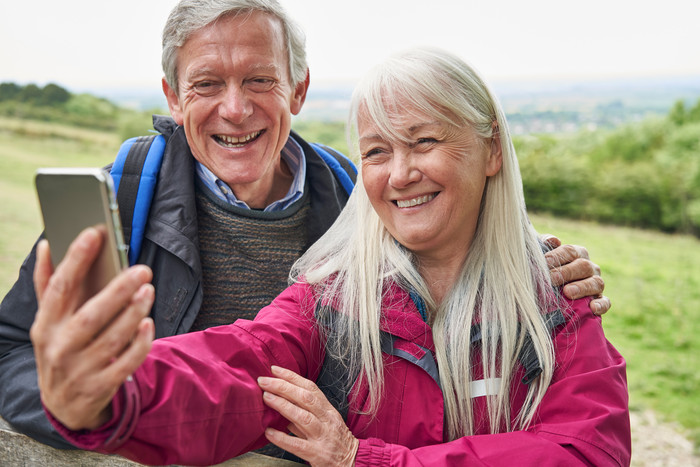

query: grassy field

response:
[533,215,700,449]
[1,118,699,451]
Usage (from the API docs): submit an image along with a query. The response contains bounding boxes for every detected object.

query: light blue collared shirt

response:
[195,137,306,212]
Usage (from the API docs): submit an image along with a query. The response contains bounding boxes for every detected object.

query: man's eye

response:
[192,81,221,95]
[247,78,276,92]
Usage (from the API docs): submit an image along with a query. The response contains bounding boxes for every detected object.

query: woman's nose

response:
[388,150,420,188]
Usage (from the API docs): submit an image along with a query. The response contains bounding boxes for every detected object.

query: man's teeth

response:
[396,193,436,208]
[217,131,261,147]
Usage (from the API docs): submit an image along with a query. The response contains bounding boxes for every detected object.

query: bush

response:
[516,98,700,236]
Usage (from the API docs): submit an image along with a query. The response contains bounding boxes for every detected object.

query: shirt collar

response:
[195,136,306,212]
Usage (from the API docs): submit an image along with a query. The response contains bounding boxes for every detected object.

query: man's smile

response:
[214,130,264,148]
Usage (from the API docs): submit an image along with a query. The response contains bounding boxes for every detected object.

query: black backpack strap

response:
[316,143,357,181]
[115,135,157,249]
[309,142,357,195]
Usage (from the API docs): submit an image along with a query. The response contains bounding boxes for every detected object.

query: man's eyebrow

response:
[247,63,282,77]
[184,64,282,80]
[184,67,216,80]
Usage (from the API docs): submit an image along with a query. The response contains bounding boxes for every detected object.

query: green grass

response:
[532,214,700,448]
[0,118,118,291]
[1,117,699,450]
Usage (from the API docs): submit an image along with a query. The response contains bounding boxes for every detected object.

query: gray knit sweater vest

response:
[190,185,310,331]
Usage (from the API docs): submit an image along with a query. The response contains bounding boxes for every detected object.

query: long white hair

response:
[291,47,558,439]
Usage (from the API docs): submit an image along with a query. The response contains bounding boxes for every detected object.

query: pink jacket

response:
[52,282,630,466]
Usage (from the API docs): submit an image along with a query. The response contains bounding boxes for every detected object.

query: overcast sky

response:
[1,0,699,93]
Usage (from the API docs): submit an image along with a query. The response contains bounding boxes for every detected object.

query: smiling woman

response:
[359,115,500,302]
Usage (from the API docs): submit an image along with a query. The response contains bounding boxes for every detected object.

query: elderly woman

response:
[32,48,630,466]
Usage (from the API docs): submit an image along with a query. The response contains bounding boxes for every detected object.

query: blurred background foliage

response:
[516,98,700,236]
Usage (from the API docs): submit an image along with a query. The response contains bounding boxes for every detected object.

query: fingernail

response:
[258,376,271,388]
[77,227,99,247]
[135,283,150,298]
[568,285,580,297]
[263,391,275,401]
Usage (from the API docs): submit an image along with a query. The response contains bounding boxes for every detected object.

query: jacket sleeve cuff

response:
[43,376,141,452]
[355,438,391,466]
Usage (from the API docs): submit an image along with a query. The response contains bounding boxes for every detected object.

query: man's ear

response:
[290,69,310,116]
[162,78,184,125]
[486,123,503,176]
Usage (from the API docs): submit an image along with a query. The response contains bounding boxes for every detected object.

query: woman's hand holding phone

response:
[31,227,155,431]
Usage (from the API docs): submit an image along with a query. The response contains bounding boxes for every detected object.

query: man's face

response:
[163,12,308,207]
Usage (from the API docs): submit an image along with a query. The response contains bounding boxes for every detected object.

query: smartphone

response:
[35,168,128,296]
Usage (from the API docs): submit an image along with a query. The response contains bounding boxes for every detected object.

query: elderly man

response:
[0,0,607,454]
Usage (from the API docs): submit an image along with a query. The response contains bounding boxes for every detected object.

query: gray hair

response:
[293,48,557,439]
[162,0,307,93]
[348,47,499,151]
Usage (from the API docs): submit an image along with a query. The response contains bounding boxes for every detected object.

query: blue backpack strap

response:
[310,143,357,195]
[110,134,166,265]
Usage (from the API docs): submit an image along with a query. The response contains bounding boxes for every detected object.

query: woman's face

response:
[359,104,502,262]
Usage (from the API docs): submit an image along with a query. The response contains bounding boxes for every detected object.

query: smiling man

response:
[163,11,306,209]
[0,0,609,457]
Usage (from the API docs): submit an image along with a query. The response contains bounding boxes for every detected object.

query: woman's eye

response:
[361,148,384,159]
[417,137,438,145]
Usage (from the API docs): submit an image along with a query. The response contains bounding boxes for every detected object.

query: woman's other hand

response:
[258,365,359,467]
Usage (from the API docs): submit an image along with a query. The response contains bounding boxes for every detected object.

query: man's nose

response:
[219,86,253,123]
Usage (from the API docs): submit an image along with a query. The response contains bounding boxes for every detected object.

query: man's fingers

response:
[550,257,599,287]
[540,234,561,251]
[590,296,611,316]
[545,243,591,269]
[562,275,605,300]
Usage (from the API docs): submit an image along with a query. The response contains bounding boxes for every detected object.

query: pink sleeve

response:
[44,377,139,450]
[49,283,324,466]
[355,298,631,467]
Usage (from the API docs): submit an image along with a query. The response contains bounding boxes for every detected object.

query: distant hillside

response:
[64,74,700,134]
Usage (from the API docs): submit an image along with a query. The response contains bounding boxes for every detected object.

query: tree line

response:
[0,81,152,138]
[517,98,700,237]
[0,82,71,106]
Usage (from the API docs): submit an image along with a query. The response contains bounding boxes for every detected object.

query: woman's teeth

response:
[396,193,436,208]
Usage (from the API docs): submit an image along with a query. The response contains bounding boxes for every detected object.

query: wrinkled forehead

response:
[356,91,461,145]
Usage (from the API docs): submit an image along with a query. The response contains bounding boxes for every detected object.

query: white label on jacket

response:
[470,378,501,398]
